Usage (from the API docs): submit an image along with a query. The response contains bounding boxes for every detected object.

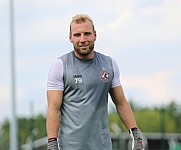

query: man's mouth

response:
[79,45,89,47]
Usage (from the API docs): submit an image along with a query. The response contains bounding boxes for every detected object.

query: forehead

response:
[70,21,94,33]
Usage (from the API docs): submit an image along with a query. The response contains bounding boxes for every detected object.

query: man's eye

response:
[85,32,91,36]
[74,34,80,37]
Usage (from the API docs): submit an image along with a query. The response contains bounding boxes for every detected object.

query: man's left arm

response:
[109,86,144,150]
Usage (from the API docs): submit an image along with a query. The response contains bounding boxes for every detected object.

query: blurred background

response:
[0,0,181,149]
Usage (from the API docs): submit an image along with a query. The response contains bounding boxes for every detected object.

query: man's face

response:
[69,21,96,59]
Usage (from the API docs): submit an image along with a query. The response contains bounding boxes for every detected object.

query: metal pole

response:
[160,107,165,150]
[9,0,18,149]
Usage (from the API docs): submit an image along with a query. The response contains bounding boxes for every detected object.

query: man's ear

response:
[94,31,97,41]
[69,34,73,43]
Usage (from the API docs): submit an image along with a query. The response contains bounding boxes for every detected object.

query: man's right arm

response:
[46,58,64,149]
[46,90,63,139]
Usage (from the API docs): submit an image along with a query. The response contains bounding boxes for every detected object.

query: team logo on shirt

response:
[100,69,110,82]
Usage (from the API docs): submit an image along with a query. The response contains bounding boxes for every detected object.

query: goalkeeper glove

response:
[48,138,59,150]
[129,127,144,150]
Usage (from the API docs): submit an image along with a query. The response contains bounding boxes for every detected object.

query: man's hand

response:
[129,127,144,150]
[48,138,59,150]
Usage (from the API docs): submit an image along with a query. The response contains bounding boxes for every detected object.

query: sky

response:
[0,0,181,123]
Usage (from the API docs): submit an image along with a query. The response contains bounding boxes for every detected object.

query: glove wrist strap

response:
[48,138,57,142]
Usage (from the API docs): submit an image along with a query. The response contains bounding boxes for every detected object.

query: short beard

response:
[74,45,94,56]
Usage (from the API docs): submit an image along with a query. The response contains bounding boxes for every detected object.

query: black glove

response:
[48,138,59,150]
[129,127,144,150]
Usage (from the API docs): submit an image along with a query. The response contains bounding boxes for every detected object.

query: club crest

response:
[100,69,110,82]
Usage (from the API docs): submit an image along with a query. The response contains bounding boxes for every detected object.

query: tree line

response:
[0,101,180,149]
[109,101,181,133]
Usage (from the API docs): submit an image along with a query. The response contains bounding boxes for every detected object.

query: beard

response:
[74,44,94,56]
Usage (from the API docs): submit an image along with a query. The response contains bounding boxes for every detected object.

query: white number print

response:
[74,78,82,83]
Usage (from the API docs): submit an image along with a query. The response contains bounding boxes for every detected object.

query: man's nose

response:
[80,35,86,42]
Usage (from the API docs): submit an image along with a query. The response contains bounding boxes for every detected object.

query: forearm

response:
[117,102,144,149]
[46,90,63,139]
[116,101,137,129]
[110,87,144,149]
[46,109,60,138]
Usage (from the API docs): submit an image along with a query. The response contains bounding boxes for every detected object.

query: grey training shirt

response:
[47,51,121,150]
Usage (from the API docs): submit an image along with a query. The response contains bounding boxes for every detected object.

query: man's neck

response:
[73,50,94,60]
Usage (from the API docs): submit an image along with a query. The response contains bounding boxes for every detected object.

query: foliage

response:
[108,101,181,134]
[0,114,46,150]
[0,101,180,149]
[0,120,9,150]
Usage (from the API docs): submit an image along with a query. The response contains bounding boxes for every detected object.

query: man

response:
[46,14,144,150]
